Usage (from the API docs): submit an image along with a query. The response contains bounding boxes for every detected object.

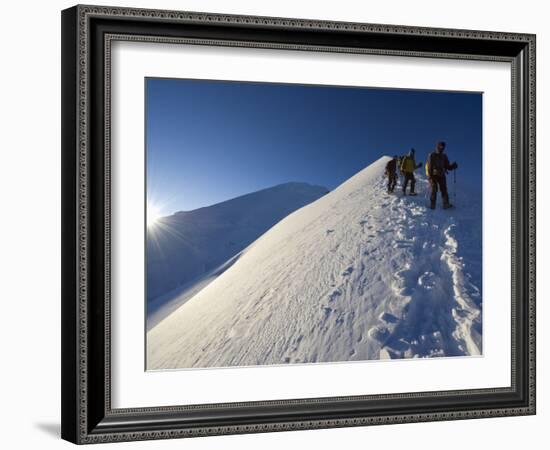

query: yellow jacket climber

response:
[399,148,422,195]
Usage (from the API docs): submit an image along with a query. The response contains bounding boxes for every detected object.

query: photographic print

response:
[145,78,483,370]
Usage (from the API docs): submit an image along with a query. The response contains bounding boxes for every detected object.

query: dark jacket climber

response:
[385,156,399,193]
[426,141,458,209]
[400,148,422,195]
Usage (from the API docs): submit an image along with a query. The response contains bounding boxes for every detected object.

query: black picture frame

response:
[61,4,536,444]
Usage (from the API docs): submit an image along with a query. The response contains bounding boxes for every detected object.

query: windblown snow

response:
[147,156,482,369]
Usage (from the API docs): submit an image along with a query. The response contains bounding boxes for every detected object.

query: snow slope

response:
[147,157,482,369]
[146,182,328,318]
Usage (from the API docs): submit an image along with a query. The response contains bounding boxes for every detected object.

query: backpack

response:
[400,156,415,173]
[385,159,397,175]
[427,151,449,177]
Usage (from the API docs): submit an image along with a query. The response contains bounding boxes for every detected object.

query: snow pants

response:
[387,172,397,192]
[430,175,449,206]
[402,172,416,194]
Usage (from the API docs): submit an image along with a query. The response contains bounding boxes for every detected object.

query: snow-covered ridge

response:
[147,157,482,369]
[146,181,328,312]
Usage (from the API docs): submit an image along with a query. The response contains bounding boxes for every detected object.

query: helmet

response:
[436,141,446,152]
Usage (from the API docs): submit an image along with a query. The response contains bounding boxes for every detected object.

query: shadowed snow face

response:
[146,182,328,311]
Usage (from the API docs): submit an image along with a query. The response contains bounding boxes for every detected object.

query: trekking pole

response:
[453,169,457,207]
[424,176,429,206]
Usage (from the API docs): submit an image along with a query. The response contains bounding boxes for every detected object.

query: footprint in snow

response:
[417,271,437,289]
[320,306,333,323]
[379,311,399,324]
[368,325,390,342]
[392,267,415,296]
[341,266,354,276]
[393,239,415,249]
[328,289,342,302]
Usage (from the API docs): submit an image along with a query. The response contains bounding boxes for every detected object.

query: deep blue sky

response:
[146,78,482,214]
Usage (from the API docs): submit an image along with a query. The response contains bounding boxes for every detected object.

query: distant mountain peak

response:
[172,181,328,216]
[147,181,328,307]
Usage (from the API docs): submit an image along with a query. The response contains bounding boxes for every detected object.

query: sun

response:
[147,203,163,227]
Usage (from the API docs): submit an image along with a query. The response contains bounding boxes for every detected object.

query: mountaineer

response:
[385,155,399,193]
[425,141,458,209]
[399,148,422,196]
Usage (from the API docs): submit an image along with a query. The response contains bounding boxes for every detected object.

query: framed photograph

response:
[61,5,536,444]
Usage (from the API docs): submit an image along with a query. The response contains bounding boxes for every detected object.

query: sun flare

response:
[147,203,163,227]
